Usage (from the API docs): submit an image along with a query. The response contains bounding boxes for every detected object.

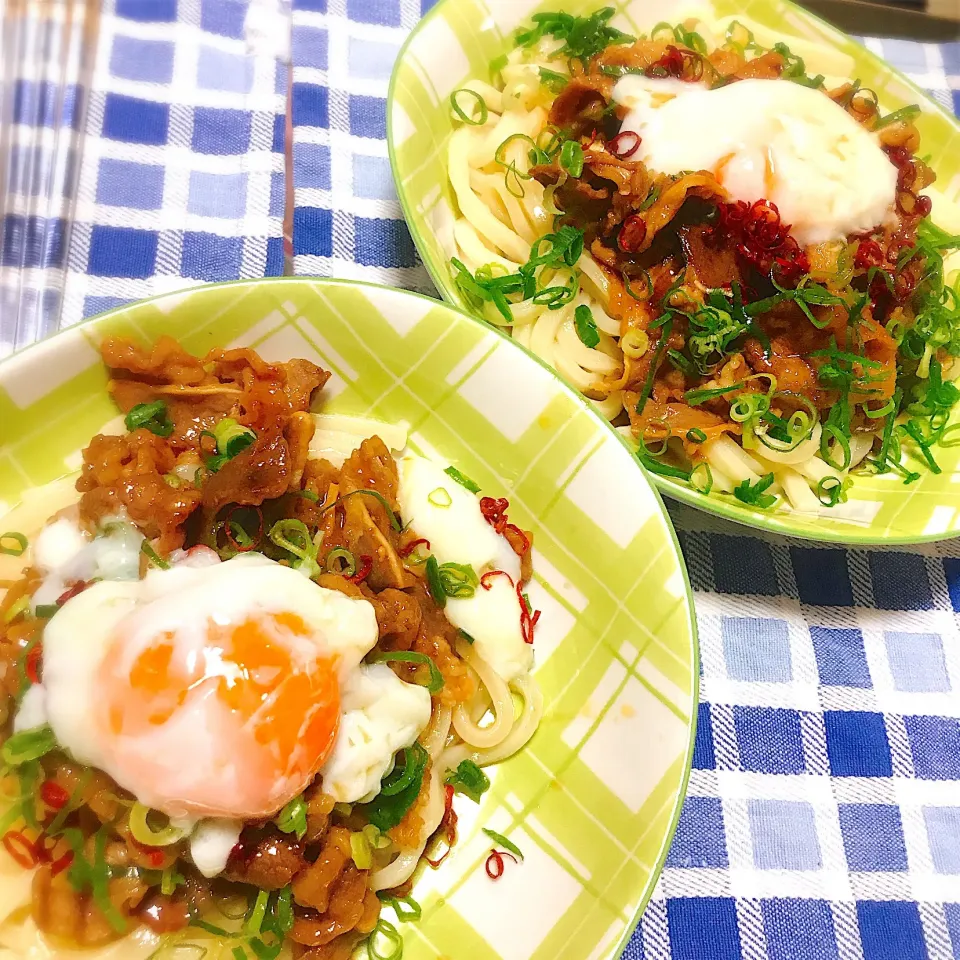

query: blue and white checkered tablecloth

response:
[3,2,960,958]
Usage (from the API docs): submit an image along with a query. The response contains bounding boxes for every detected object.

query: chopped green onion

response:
[212,418,256,462]
[690,462,713,495]
[129,802,186,846]
[482,828,524,860]
[686,428,707,443]
[269,519,321,578]
[816,476,848,507]
[684,383,742,406]
[425,555,446,608]
[516,7,633,62]
[141,540,170,570]
[538,67,568,92]
[621,328,649,358]
[34,603,59,619]
[450,88,488,125]
[274,886,294,934]
[733,473,778,509]
[559,140,584,178]
[444,466,480,493]
[90,827,127,932]
[125,400,174,438]
[160,866,186,896]
[377,892,422,922]
[276,794,308,840]
[445,760,490,803]
[875,103,920,129]
[368,652,444,695]
[325,547,357,578]
[2,725,56,765]
[360,743,430,831]
[368,918,404,960]
[0,532,27,556]
[244,889,271,937]
[438,562,479,600]
[819,424,852,472]
[901,420,942,474]
[638,186,660,212]
[458,629,476,645]
[378,745,426,797]
[427,486,453,508]
[350,830,372,869]
[574,304,600,348]
[638,453,690,481]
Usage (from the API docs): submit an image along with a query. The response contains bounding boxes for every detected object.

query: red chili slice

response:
[480,570,515,591]
[607,131,641,159]
[479,497,510,535]
[50,850,74,876]
[399,538,430,558]
[56,581,89,606]
[618,215,647,253]
[3,831,38,869]
[25,644,42,685]
[346,555,373,584]
[40,781,69,811]
[485,849,518,880]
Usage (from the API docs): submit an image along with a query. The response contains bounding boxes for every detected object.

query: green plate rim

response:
[1,275,701,958]
[385,0,960,548]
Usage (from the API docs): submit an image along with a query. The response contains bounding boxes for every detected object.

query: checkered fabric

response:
[0,0,288,349]
[288,0,434,290]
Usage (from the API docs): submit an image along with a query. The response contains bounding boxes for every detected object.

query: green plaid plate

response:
[387,0,960,545]
[0,279,697,960]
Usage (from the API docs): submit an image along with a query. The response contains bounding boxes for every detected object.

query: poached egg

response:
[612,76,897,246]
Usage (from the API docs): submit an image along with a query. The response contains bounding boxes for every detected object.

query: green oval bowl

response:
[0,278,697,960]
[387,0,960,545]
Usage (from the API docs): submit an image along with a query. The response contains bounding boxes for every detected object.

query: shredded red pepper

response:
[51,850,74,877]
[713,199,809,286]
[25,643,42,685]
[56,580,89,606]
[399,538,430,558]
[40,781,69,811]
[517,582,541,646]
[485,849,518,880]
[480,570,515,591]
[426,785,458,869]
[3,831,38,869]
[479,497,510,535]
[645,45,703,81]
[346,555,373,584]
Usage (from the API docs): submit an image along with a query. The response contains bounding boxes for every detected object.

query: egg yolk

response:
[97,611,341,819]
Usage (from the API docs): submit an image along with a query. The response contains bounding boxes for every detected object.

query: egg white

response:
[613,76,898,246]
[319,662,432,803]
[397,456,532,683]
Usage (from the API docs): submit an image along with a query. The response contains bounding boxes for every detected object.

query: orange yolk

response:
[98,611,340,819]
